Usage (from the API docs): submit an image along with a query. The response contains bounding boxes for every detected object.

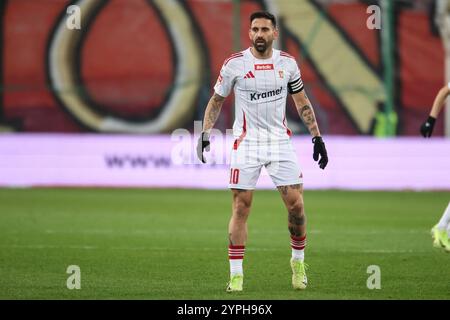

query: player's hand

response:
[312,136,328,170]
[420,116,436,138]
[196,131,210,163]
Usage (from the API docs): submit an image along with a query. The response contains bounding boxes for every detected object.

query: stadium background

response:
[0,0,447,135]
[0,0,449,300]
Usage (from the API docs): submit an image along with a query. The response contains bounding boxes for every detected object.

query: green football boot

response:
[226,274,243,292]
[291,258,308,290]
[431,225,450,252]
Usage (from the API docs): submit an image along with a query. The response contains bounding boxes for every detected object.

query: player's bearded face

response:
[249,19,278,54]
[253,37,270,53]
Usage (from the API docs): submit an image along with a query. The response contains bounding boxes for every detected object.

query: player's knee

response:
[232,190,252,218]
[288,199,303,215]
[233,200,251,219]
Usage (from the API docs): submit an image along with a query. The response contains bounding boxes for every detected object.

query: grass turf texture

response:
[0,188,449,300]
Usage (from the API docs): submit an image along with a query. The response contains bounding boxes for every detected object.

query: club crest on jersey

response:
[254,64,274,71]
[279,70,284,79]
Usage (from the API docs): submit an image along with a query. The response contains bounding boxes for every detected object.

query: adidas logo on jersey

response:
[244,71,255,79]
[250,87,283,101]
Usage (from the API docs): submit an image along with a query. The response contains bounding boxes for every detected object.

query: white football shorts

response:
[228,140,303,190]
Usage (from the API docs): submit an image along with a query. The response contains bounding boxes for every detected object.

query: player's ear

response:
[273,27,279,40]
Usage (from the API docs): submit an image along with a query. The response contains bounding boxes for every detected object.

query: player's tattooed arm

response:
[202,93,225,132]
[300,105,320,137]
[291,90,321,137]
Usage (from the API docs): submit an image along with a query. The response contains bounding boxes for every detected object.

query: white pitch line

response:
[0,244,97,250]
[41,229,322,235]
[0,228,429,236]
[359,249,429,253]
[37,229,430,237]
[0,244,433,254]
[40,229,430,235]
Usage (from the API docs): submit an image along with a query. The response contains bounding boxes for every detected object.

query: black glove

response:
[420,116,436,138]
[312,136,328,170]
[196,132,210,163]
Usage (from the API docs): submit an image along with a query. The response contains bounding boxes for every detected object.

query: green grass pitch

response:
[0,188,449,300]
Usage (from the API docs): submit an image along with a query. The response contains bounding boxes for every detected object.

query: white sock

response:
[437,202,450,231]
[229,259,243,276]
[228,245,245,276]
[292,248,304,262]
[291,235,306,262]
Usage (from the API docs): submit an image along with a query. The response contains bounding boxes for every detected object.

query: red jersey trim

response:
[233,111,247,150]
[283,114,292,137]
[280,51,295,60]
[224,53,244,66]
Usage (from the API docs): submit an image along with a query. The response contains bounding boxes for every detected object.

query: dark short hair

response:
[250,11,276,28]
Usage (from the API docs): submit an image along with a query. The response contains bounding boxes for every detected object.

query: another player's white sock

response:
[437,202,450,231]
[228,245,245,276]
[291,235,306,262]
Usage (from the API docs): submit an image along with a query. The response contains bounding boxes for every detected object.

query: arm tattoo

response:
[203,93,225,131]
[299,105,320,137]
[206,107,220,126]
[300,105,315,126]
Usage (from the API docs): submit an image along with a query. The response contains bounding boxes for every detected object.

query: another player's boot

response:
[431,225,450,252]
[431,225,440,248]
[226,274,243,292]
[290,258,308,290]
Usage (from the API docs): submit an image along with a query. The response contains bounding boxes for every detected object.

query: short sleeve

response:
[447,82,450,89]
[287,60,304,94]
[214,61,236,98]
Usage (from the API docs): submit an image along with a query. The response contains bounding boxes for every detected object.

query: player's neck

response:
[250,47,273,60]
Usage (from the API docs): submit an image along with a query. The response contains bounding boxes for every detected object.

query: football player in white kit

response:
[420,83,450,252]
[197,12,328,291]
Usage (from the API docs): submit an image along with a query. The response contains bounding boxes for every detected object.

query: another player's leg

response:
[278,184,308,290]
[432,202,450,252]
[447,224,450,252]
[227,189,253,292]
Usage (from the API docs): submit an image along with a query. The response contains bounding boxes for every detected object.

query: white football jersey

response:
[214,47,304,145]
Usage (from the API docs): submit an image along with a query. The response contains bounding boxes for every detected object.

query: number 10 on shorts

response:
[229,168,240,184]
